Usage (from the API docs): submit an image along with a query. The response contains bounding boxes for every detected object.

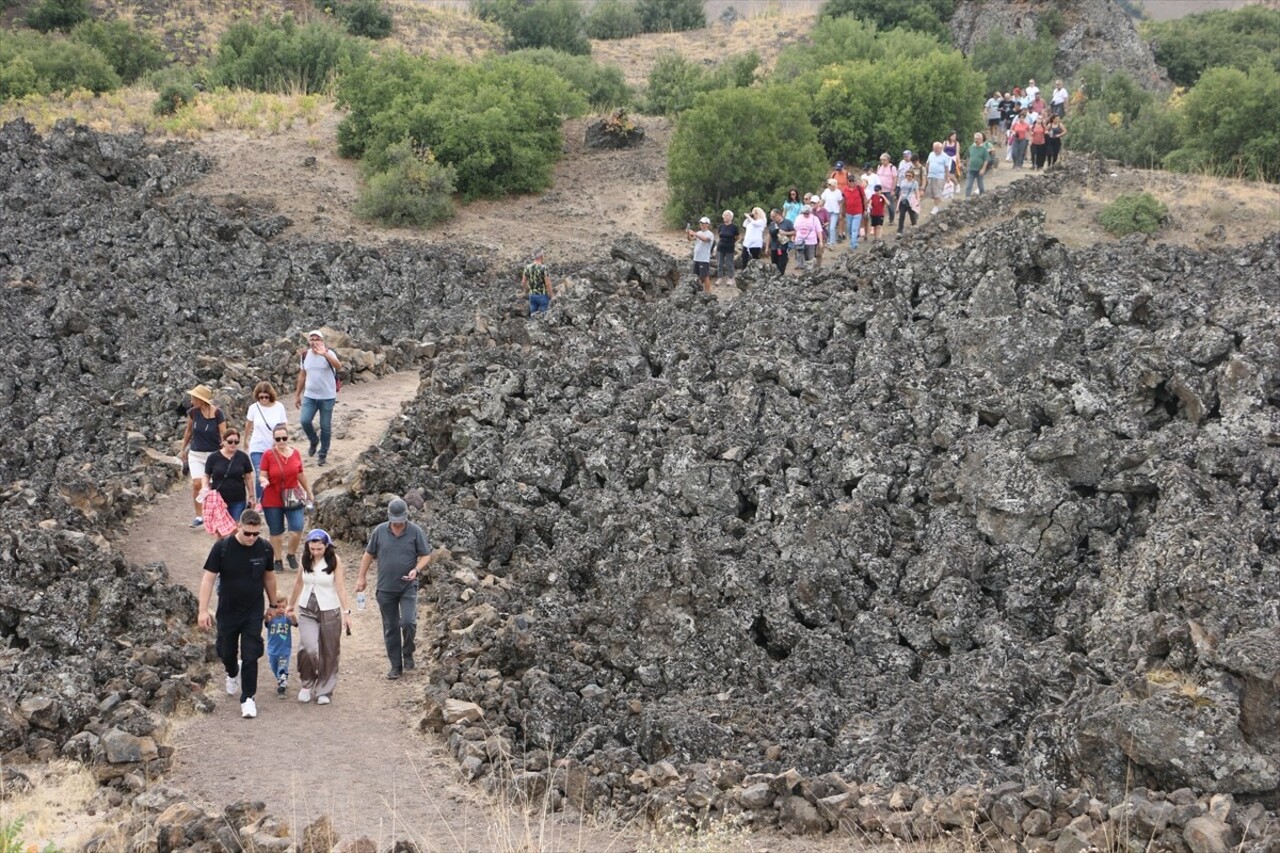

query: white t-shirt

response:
[1051,87,1068,106]
[820,187,843,215]
[247,401,288,454]
[1026,84,1040,100]
[743,217,766,249]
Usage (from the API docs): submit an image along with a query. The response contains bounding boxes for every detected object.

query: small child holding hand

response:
[265,595,296,699]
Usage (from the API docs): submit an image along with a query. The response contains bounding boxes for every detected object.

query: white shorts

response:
[189,450,212,480]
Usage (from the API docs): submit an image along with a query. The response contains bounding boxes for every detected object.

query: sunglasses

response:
[240,530,261,538]
[257,394,272,401]
[225,439,239,445]
[274,436,289,442]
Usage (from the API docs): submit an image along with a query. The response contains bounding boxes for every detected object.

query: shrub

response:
[637,0,704,33]
[666,86,828,227]
[0,30,120,99]
[470,0,525,26]
[506,0,589,54]
[209,15,367,94]
[1098,192,1168,236]
[336,52,585,199]
[820,0,954,41]
[796,48,985,163]
[152,67,197,115]
[969,30,1055,94]
[774,17,943,81]
[509,48,629,108]
[640,50,756,116]
[356,140,456,225]
[25,0,90,33]
[1141,6,1280,88]
[1066,67,1180,169]
[70,20,167,84]
[334,0,393,39]
[585,0,642,39]
[1165,62,1280,182]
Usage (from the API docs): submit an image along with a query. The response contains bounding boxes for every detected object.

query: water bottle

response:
[356,592,366,612]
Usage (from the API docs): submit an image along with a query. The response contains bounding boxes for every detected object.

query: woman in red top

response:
[258,425,315,573]
[1030,118,1048,170]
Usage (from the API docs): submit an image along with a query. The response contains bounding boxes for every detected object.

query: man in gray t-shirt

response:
[356,497,436,679]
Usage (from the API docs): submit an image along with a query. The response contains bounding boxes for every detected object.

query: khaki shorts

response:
[189,450,212,480]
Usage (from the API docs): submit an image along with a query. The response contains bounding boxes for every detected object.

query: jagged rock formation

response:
[2,119,1278,851]
[951,0,1169,88]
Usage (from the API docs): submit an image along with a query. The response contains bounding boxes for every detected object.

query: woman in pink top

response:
[876,153,896,224]
[792,203,824,272]
[1009,111,1031,169]
[1030,118,1048,170]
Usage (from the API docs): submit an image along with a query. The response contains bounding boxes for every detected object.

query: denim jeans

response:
[299,396,335,459]
[717,249,735,279]
[376,585,418,672]
[1012,138,1028,168]
[965,171,985,197]
[826,214,839,245]
[528,293,550,315]
[250,451,264,502]
[845,214,862,249]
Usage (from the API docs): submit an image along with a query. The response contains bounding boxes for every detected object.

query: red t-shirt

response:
[841,185,864,215]
[1012,120,1030,140]
[869,193,887,216]
[259,448,303,508]
[1031,124,1046,145]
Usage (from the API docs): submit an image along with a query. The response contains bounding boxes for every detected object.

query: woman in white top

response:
[287,529,353,704]
[742,207,766,266]
[244,381,288,503]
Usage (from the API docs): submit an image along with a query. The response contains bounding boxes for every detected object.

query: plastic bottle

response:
[356,592,366,612]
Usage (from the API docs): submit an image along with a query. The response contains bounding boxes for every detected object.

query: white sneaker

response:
[298,688,312,703]
[316,695,331,705]
[225,674,239,696]
[931,206,939,215]
[240,698,257,718]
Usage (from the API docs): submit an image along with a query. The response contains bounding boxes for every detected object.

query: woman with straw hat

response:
[180,384,226,528]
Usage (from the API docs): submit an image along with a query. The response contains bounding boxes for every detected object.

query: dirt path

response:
[122,371,635,850]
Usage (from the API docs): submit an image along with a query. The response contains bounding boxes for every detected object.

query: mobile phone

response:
[685,222,691,231]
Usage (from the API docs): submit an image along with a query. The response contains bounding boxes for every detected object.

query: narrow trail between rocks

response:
[122,371,628,851]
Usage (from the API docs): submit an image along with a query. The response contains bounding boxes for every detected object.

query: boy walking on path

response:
[266,595,295,699]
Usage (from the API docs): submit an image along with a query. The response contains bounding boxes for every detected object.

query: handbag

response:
[271,448,305,509]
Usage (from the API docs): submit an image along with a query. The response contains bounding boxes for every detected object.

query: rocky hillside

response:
[951,0,1168,87]
[2,119,1278,850]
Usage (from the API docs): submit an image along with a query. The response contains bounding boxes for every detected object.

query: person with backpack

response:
[965,132,992,198]
[294,330,342,467]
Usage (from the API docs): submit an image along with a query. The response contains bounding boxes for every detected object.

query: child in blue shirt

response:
[265,595,296,699]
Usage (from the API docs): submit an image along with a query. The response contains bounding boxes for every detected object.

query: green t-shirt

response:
[524,262,548,296]
[967,143,988,174]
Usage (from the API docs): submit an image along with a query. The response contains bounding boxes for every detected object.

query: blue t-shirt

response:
[266,614,292,660]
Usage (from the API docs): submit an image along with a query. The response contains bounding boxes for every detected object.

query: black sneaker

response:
[308,439,318,457]
[273,560,284,573]
[317,455,327,467]
[386,668,402,680]
[286,554,298,570]
[276,683,286,699]
[403,655,415,671]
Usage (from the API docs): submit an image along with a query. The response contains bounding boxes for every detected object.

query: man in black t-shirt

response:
[198,509,277,719]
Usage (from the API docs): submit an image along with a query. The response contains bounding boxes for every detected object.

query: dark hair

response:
[302,541,337,574]
[787,187,799,199]
[239,508,262,526]
[223,427,241,442]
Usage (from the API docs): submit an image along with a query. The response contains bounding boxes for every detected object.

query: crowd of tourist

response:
[684,78,1068,285]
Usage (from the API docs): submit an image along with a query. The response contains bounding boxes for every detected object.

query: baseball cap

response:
[306,529,331,544]
[835,160,844,169]
[903,149,912,156]
[699,216,710,223]
[307,329,324,340]
[388,497,409,522]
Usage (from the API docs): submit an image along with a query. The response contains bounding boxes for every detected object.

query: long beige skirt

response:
[297,592,341,698]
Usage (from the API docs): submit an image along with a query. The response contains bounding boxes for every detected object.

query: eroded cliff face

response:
[1,119,1277,848]
[951,0,1169,88]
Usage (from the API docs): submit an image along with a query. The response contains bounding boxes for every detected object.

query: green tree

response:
[335,0,393,39]
[25,0,90,33]
[70,20,167,84]
[1066,67,1180,169]
[795,48,985,162]
[510,48,629,108]
[820,0,954,41]
[968,30,1055,94]
[666,86,827,227]
[0,30,119,98]
[337,52,585,199]
[637,0,704,33]
[1165,63,1280,182]
[774,17,943,81]
[640,50,756,115]
[585,0,642,39]
[1142,6,1280,88]
[209,15,368,94]
[506,0,590,55]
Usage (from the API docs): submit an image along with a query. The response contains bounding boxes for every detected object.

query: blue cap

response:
[835,160,844,169]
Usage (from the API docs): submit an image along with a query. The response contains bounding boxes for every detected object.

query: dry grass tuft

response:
[0,760,100,849]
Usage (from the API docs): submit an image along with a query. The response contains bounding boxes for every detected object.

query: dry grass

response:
[383,0,505,59]
[0,761,100,850]
[0,87,325,138]
[101,0,317,62]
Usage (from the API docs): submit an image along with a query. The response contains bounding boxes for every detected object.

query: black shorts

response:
[693,261,710,277]
[869,215,884,226]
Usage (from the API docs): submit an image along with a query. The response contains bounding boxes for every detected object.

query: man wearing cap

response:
[520,249,554,317]
[294,330,342,467]
[357,497,436,679]
[197,508,278,719]
[686,216,714,293]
